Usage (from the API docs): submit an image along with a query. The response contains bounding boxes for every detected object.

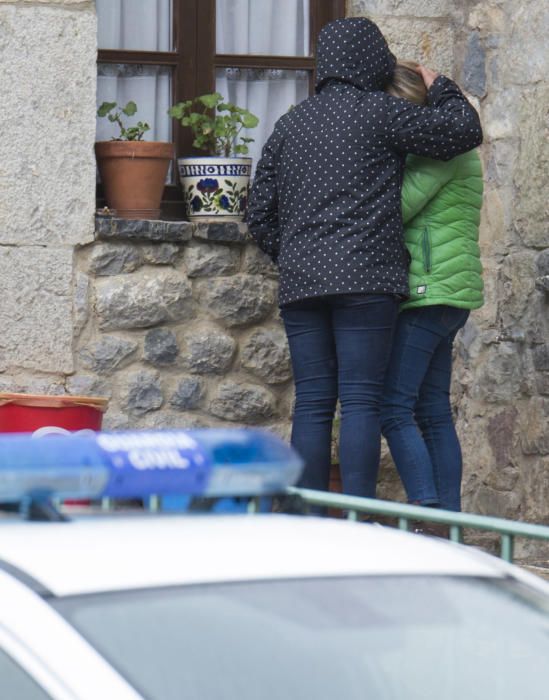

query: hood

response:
[315,18,396,93]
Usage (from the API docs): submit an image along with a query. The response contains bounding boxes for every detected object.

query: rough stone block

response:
[520,398,549,456]
[74,272,90,335]
[0,5,96,245]
[142,244,180,266]
[123,369,163,415]
[347,0,453,18]
[241,328,292,384]
[96,216,192,243]
[484,464,520,494]
[536,374,549,396]
[0,247,74,372]
[470,484,522,519]
[478,188,509,258]
[101,411,131,431]
[472,342,530,403]
[497,252,538,340]
[96,269,194,330]
[183,330,236,374]
[199,275,277,327]
[346,16,455,76]
[467,5,506,34]
[143,328,179,366]
[194,222,250,243]
[0,376,65,395]
[183,241,240,277]
[138,410,208,430]
[507,4,547,85]
[65,375,112,400]
[533,345,549,372]
[514,85,549,249]
[520,456,549,530]
[535,276,549,294]
[80,335,137,374]
[486,407,518,467]
[241,246,278,278]
[170,377,204,411]
[482,90,519,143]
[209,381,275,423]
[90,243,143,276]
[537,250,549,277]
[461,31,486,97]
[485,142,519,193]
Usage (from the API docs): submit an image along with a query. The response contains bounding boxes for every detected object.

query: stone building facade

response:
[347,1,549,536]
[75,217,292,438]
[0,0,547,534]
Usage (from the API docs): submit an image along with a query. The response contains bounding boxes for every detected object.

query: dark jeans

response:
[380,305,469,511]
[281,294,399,498]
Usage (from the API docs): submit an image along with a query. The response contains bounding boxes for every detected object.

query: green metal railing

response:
[285,487,549,564]
[101,487,549,565]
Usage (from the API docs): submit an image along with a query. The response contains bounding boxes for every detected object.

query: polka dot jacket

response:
[247,18,483,307]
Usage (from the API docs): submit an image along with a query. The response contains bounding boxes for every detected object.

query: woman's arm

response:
[401,155,457,223]
[247,124,284,263]
[383,74,482,161]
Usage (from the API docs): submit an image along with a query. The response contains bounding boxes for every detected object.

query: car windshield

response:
[53,575,549,700]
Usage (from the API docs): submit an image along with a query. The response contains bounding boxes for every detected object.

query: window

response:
[96,0,345,217]
[54,576,549,700]
[0,648,52,699]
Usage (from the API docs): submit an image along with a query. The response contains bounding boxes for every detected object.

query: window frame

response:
[96,0,345,218]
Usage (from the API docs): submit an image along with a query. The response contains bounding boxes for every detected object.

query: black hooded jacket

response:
[247,18,483,306]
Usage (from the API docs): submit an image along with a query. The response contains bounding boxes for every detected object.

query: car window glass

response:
[0,647,52,699]
[54,575,549,700]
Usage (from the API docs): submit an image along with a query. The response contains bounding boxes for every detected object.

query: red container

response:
[0,393,109,505]
[0,393,108,434]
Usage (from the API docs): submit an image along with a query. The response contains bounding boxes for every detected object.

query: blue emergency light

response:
[0,429,303,503]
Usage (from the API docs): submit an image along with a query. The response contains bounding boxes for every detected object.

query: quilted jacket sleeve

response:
[247,123,284,263]
[401,155,457,223]
[384,75,483,161]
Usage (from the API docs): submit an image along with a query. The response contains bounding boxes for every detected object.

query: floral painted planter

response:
[177,157,252,222]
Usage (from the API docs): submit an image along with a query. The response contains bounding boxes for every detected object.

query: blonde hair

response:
[386,61,427,106]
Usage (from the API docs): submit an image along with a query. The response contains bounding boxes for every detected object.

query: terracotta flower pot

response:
[95,141,174,220]
[177,156,252,222]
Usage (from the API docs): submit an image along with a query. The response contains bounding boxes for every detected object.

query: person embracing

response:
[247,18,482,498]
[380,62,484,512]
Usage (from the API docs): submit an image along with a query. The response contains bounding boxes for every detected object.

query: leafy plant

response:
[168,92,259,157]
[97,101,150,141]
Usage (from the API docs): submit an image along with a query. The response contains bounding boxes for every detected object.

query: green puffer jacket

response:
[400,149,484,311]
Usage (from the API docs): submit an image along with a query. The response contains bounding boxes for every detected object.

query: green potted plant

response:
[95,101,174,220]
[168,93,259,222]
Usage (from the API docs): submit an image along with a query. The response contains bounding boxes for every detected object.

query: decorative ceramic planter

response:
[95,141,174,220]
[177,157,252,222]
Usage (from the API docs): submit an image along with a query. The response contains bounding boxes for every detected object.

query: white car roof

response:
[0,513,507,596]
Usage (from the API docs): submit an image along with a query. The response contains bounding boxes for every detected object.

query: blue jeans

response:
[380,305,469,511]
[281,294,399,498]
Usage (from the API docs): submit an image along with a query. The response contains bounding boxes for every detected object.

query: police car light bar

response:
[0,429,304,502]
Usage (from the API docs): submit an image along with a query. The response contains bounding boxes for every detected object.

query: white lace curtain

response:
[215,0,310,165]
[96,0,310,163]
[96,0,172,142]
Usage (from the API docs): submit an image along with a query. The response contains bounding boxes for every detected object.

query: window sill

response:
[95,213,250,244]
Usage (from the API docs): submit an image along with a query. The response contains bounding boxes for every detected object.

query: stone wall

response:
[0,0,96,376]
[0,0,547,542]
[69,217,293,439]
[453,0,549,546]
[348,0,549,543]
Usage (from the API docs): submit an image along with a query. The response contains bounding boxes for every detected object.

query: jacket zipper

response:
[422,226,432,273]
